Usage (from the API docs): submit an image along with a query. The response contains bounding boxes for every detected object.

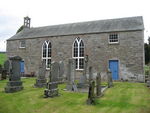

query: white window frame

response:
[108,33,119,44]
[72,37,84,70]
[42,41,51,70]
[19,40,26,48]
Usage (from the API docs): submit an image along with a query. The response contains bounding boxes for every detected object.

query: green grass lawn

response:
[0,53,7,65]
[0,78,150,113]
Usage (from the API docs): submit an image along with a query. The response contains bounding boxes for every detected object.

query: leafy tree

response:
[148,36,150,45]
[145,37,150,64]
[16,25,24,34]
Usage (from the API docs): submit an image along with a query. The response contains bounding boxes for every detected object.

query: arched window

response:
[42,41,51,69]
[73,37,84,70]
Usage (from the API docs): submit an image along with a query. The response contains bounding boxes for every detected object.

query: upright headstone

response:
[66,59,78,91]
[58,61,65,83]
[0,64,2,73]
[34,61,47,88]
[77,55,88,88]
[4,60,10,73]
[0,64,2,80]
[107,69,113,88]
[146,74,150,87]
[1,70,7,80]
[89,66,93,82]
[44,61,59,98]
[86,80,95,105]
[96,73,102,97]
[5,56,23,93]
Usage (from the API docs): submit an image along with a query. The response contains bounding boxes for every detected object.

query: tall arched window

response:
[73,37,84,70]
[42,41,51,69]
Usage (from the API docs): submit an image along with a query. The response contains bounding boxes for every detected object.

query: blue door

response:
[20,61,24,73]
[109,60,119,80]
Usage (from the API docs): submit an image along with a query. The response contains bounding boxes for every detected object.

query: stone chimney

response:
[24,16,31,28]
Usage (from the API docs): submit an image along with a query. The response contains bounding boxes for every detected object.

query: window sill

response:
[75,69,84,72]
[108,42,119,45]
[19,47,26,49]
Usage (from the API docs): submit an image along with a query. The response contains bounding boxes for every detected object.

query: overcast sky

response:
[0,0,150,51]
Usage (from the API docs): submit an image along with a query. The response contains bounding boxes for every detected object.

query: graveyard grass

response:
[0,53,7,65]
[0,78,150,113]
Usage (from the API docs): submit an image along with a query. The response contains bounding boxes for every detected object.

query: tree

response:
[16,25,24,34]
[148,37,150,45]
[145,36,150,64]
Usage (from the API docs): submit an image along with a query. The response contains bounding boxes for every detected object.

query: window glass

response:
[73,38,84,69]
[42,41,51,69]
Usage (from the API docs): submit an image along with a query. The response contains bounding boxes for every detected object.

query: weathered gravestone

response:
[89,66,93,82]
[1,70,7,80]
[77,55,88,88]
[0,61,10,80]
[5,56,23,93]
[44,61,59,98]
[58,61,65,83]
[147,75,150,87]
[107,69,113,88]
[86,66,96,105]
[66,59,78,91]
[34,60,47,88]
[4,60,10,73]
[0,64,2,80]
[96,73,102,97]
[86,80,95,105]
[0,64,2,73]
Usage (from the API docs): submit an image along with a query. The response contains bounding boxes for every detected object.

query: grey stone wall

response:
[7,30,145,82]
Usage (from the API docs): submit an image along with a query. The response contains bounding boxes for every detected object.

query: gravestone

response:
[86,80,95,105]
[147,75,150,87]
[44,61,59,98]
[34,61,47,88]
[5,56,23,93]
[77,55,88,88]
[0,64,2,80]
[107,69,113,88]
[66,59,78,91]
[58,61,65,83]
[0,64,2,73]
[4,60,10,73]
[89,66,93,81]
[1,70,7,80]
[96,73,102,97]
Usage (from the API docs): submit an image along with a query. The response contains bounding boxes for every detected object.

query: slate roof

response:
[8,16,144,40]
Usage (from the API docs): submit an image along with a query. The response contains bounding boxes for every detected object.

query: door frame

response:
[108,59,120,80]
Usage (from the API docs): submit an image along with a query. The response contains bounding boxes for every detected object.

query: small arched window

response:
[73,37,84,70]
[42,41,51,69]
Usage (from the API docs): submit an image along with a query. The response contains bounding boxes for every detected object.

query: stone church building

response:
[7,16,145,82]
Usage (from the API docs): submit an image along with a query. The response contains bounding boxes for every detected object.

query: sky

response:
[0,0,150,51]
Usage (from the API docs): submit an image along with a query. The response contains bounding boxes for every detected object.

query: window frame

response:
[108,33,119,44]
[19,40,26,48]
[72,37,84,70]
[42,41,51,70]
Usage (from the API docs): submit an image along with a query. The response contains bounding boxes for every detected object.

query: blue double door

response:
[109,60,119,80]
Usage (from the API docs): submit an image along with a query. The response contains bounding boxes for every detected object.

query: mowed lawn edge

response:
[0,78,150,113]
